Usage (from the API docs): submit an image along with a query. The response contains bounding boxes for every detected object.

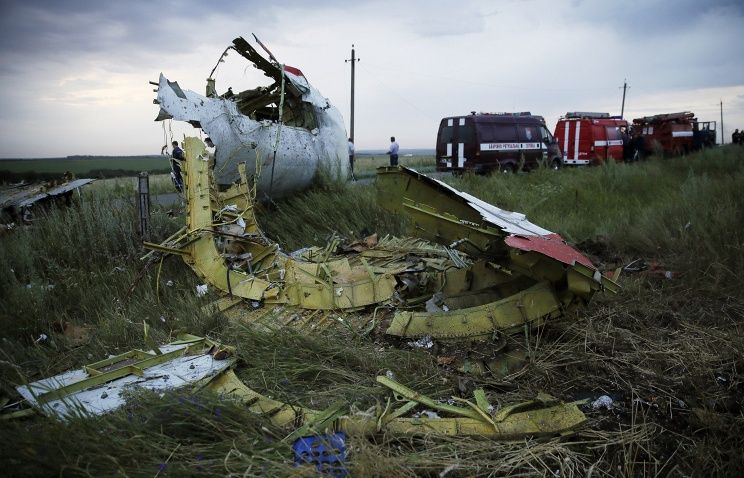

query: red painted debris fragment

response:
[504,233,595,268]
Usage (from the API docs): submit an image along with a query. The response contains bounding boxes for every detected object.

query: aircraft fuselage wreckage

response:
[146,137,618,331]
[154,36,348,198]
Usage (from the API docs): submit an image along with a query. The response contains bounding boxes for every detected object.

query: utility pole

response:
[345,45,360,142]
[620,79,628,119]
[720,100,724,145]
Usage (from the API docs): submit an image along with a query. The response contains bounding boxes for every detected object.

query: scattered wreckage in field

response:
[8,136,619,441]
[15,333,587,439]
[139,137,614,437]
[145,138,617,333]
[0,176,94,225]
[9,36,619,443]
[154,36,348,199]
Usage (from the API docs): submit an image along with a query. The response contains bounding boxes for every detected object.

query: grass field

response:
[1,146,743,476]
[0,155,170,181]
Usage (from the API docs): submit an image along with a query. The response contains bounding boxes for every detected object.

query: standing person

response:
[348,138,356,181]
[386,136,399,166]
[170,140,184,192]
[733,129,741,145]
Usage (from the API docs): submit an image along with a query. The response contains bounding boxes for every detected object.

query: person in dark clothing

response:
[620,127,632,161]
[170,140,184,192]
[172,141,184,160]
[733,129,741,145]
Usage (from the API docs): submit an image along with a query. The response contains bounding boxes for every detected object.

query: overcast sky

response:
[1,0,743,157]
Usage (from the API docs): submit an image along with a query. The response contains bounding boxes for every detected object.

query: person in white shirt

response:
[386,136,399,166]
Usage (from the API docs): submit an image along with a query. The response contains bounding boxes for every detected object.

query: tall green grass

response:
[1,146,743,476]
[0,184,218,388]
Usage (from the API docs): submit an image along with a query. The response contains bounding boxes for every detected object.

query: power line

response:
[357,62,437,121]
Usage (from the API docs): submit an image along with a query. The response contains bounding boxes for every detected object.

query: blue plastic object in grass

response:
[293,432,349,477]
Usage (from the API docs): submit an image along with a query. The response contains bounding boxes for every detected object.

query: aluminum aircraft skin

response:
[154,36,348,198]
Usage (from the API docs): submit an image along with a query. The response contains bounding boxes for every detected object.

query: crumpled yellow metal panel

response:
[387,281,562,339]
[181,138,272,301]
[148,138,403,310]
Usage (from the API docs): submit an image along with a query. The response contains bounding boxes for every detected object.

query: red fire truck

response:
[631,112,716,157]
[553,112,629,166]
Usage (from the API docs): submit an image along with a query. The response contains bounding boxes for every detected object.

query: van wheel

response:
[500,164,516,174]
[550,158,562,170]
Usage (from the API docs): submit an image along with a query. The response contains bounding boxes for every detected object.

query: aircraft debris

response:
[0,177,94,223]
[208,370,588,438]
[144,137,618,347]
[15,334,233,419]
[17,127,614,438]
[9,331,587,439]
[154,36,348,198]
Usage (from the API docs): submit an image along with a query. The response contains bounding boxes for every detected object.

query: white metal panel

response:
[430,178,553,236]
[458,143,464,167]
[157,73,348,198]
[17,343,233,419]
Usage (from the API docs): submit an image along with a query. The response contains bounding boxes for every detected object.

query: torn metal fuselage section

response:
[375,166,619,340]
[146,137,618,344]
[0,178,94,223]
[154,36,348,199]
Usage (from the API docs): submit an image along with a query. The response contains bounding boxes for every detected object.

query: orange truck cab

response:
[436,112,561,173]
[553,112,629,166]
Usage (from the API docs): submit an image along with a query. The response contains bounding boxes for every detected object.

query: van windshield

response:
[439,124,453,144]
[539,126,553,143]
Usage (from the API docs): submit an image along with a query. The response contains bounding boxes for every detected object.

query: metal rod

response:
[138,172,151,242]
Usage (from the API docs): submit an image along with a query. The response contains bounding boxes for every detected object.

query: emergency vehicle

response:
[436,112,561,173]
[553,112,628,166]
[631,112,716,157]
